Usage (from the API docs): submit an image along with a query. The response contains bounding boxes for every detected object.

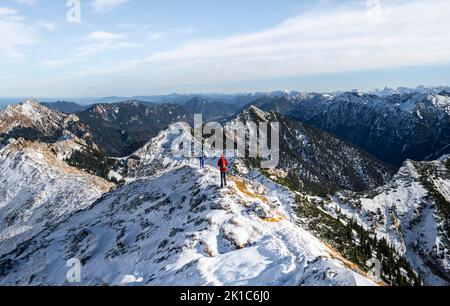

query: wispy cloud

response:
[74,30,141,57]
[54,0,448,91]
[40,30,141,69]
[147,27,196,42]
[0,6,57,64]
[0,7,20,16]
[15,0,36,5]
[91,0,128,14]
[116,23,196,42]
[39,59,71,68]
[36,20,56,31]
[0,7,37,62]
[131,0,450,82]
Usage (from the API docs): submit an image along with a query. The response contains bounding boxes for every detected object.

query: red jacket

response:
[218,157,229,173]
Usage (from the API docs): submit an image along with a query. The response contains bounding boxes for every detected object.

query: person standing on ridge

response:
[199,154,205,169]
[217,154,229,188]
[199,144,205,169]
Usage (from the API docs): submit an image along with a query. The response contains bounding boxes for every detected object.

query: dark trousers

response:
[221,172,227,187]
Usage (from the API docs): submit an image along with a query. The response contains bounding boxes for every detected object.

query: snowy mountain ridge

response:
[0,123,381,286]
[1,100,63,134]
[253,91,450,166]
[0,101,447,286]
[369,86,450,97]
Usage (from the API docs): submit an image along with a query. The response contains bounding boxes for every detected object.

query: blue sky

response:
[1,0,450,98]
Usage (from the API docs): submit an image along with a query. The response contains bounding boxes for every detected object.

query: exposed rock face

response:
[250,91,450,166]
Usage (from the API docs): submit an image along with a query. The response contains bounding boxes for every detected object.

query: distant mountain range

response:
[4,86,450,167]
[2,85,447,104]
[369,85,450,96]
[182,97,241,120]
[0,87,449,285]
[8,86,450,167]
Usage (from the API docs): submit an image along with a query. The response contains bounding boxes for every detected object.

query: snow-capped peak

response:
[0,100,90,145]
[369,85,450,97]
[239,105,271,122]
[0,100,64,134]
[5,99,51,117]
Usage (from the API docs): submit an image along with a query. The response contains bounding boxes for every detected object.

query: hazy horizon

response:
[1,83,449,103]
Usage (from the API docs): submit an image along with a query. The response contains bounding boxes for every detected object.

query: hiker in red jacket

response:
[217,154,229,188]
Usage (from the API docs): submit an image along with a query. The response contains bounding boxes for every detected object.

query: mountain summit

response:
[0,100,92,145]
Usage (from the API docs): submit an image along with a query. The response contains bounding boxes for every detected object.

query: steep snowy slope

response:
[0,138,114,257]
[0,127,378,286]
[328,158,450,285]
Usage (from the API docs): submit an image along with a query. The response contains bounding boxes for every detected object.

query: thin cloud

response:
[0,7,37,62]
[36,20,56,31]
[15,0,36,5]
[40,59,71,68]
[74,31,141,57]
[91,0,128,14]
[40,30,142,68]
[147,27,196,42]
[140,0,450,79]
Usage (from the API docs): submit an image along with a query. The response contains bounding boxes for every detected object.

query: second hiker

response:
[217,154,229,188]
[199,144,205,169]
